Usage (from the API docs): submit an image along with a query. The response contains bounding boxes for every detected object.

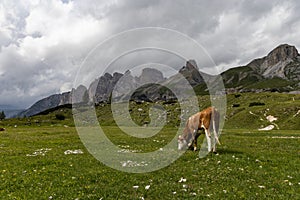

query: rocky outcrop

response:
[111,70,139,101]
[19,67,168,116]
[19,85,88,117]
[178,60,204,86]
[139,68,165,84]
[19,93,69,117]
[89,72,123,103]
[265,44,298,66]
[223,44,300,93]
[248,44,300,79]
[71,85,89,104]
[17,44,300,117]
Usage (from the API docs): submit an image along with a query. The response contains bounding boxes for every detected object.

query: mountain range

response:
[17,44,300,117]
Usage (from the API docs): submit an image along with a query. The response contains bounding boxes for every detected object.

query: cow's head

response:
[178,135,188,150]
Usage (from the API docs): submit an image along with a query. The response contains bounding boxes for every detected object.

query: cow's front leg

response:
[201,124,211,137]
[193,138,197,151]
[193,129,199,151]
[212,140,217,153]
[205,128,212,152]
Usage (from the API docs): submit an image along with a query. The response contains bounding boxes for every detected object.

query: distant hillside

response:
[17,44,300,117]
[222,44,300,93]
[4,93,300,130]
[0,105,24,118]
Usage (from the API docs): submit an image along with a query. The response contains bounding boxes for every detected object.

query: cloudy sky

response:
[1,0,300,109]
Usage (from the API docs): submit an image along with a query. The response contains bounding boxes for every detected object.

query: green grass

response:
[225,93,300,129]
[246,77,296,90]
[0,126,299,199]
[0,92,299,199]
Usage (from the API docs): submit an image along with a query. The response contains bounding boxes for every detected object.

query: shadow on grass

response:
[216,148,243,155]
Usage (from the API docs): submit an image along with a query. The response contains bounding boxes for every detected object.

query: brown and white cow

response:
[178,106,220,153]
[0,128,5,131]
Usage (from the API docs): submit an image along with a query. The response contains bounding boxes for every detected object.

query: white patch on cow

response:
[258,125,275,131]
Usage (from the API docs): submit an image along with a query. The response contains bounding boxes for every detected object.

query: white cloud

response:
[0,0,300,108]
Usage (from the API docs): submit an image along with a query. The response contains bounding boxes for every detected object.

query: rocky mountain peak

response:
[139,68,165,84]
[246,44,300,79]
[186,59,198,70]
[179,60,203,86]
[266,44,299,66]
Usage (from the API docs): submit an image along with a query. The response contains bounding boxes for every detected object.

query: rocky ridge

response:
[18,44,300,117]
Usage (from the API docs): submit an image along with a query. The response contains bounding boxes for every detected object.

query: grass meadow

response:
[0,93,299,199]
[0,125,299,199]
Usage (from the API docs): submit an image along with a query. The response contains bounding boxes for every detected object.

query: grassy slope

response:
[221,66,262,88]
[1,92,299,130]
[225,93,300,130]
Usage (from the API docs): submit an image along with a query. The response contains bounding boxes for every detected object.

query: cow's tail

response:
[212,107,221,145]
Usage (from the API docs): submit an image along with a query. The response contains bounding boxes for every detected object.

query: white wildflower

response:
[64,149,83,155]
[133,185,139,189]
[178,177,187,183]
[258,185,265,189]
[27,148,52,157]
[145,185,150,190]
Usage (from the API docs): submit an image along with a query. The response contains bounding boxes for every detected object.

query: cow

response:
[178,106,221,153]
[0,128,5,131]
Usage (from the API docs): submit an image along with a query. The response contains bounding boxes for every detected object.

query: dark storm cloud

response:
[1,0,300,108]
